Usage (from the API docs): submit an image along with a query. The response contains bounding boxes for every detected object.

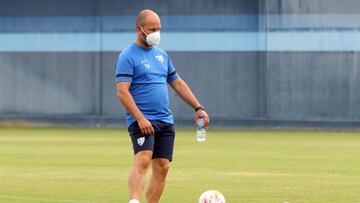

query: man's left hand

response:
[194,110,210,128]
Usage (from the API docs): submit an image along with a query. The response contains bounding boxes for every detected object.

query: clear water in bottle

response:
[196,116,206,142]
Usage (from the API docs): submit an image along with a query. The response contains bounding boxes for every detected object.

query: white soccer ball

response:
[198,190,226,203]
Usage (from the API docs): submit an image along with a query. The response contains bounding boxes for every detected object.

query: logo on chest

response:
[155,55,164,63]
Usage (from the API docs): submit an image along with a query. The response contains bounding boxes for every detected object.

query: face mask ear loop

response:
[139,26,148,43]
[140,26,148,36]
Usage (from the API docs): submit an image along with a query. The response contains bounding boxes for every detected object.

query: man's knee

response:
[134,151,152,173]
[152,159,170,176]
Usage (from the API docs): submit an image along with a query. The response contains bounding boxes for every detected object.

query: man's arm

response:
[116,82,154,135]
[169,78,210,128]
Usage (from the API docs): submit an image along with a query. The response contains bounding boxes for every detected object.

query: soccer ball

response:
[198,190,226,203]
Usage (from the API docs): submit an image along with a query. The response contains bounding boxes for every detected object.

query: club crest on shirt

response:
[155,55,164,63]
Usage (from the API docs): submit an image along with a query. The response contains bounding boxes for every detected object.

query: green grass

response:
[0,127,360,203]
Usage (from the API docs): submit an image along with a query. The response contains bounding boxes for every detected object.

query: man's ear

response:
[136,25,142,35]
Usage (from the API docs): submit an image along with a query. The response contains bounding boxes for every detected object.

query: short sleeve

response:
[166,56,179,83]
[115,54,133,83]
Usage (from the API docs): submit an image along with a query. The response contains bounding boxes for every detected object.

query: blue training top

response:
[115,43,179,127]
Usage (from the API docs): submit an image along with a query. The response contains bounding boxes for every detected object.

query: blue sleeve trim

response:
[116,73,133,78]
[167,71,177,77]
[167,73,179,83]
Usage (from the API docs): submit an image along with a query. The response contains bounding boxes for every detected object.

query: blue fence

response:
[1,0,360,128]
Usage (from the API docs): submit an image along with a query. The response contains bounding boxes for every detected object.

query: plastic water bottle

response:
[196,116,206,142]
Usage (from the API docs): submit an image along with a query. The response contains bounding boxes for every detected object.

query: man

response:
[115,9,210,203]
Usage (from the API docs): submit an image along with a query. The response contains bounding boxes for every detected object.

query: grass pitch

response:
[0,127,359,203]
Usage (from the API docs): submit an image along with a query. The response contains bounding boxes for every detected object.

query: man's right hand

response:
[137,117,155,135]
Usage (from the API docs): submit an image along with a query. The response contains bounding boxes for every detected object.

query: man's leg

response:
[128,150,153,201]
[145,158,170,203]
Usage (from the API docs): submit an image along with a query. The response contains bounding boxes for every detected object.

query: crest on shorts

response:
[137,137,145,146]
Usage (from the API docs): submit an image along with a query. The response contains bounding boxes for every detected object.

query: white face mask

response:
[140,26,161,47]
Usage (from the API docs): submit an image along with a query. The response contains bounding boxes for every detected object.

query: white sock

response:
[129,199,140,203]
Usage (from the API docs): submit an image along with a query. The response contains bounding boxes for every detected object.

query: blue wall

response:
[0,0,360,127]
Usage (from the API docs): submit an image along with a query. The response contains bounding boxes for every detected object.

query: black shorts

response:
[128,120,175,162]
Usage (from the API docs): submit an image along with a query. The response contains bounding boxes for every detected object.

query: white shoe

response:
[129,199,140,203]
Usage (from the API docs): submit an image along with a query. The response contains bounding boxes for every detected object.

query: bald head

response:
[135,9,161,47]
[136,9,160,27]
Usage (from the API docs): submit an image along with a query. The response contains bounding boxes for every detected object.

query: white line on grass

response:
[0,195,117,203]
